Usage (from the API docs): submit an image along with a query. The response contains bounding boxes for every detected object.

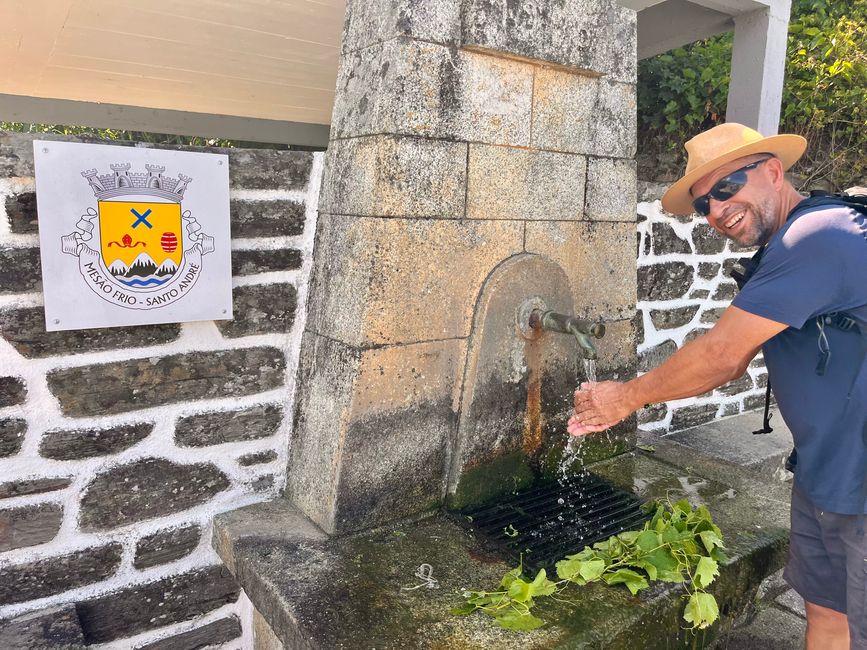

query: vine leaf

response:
[693,557,720,589]
[683,592,720,629]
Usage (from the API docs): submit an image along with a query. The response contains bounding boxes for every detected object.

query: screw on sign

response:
[161,231,178,252]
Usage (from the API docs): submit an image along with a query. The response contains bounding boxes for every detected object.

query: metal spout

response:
[529,310,605,360]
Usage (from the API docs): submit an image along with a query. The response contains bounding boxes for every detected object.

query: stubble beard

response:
[726,196,779,248]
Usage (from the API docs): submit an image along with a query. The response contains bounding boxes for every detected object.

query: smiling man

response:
[569,123,867,649]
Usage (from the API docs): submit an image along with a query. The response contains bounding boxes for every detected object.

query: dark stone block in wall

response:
[216,284,297,338]
[756,372,768,388]
[0,418,27,457]
[227,149,312,191]
[637,262,693,301]
[0,376,27,406]
[75,565,239,644]
[651,223,690,255]
[692,222,726,254]
[0,503,63,552]
[716,373,754,396]
[238,450,278,466]
[638,402,667,425]
[0,477,72,499]
[231,249,302,276]
[230,199,306,238]
[0,544,122,605]
[698,262,721,279]
[700,307,727,324]
[79,458,229,531]
[0,307,180,359]
[670,403,719,431]
[134,524,201,570]
[0,604,86,650]
[250,474,275,492]
[744,393,773,410]
[712,282,737,301]
[40,423,153,460]
[136,616,242,650]
[689,289,710,299]
[649,305,699,330]
[47,347,286,417]
[638,339,677,373]
[720,403,740,417]
[684,327,711,344]
[5,192,39,234]
[0,247,42,294]
[176,404,282,447]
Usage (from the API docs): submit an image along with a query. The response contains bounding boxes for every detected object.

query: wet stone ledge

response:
[134,524,202,570]
[78,458,229,531]
[46,347,286,416]
[0,502,63,552]
[136,616,242,650]
[0,247,42,294]
[4,191,39,234]
[0,477,72,499]
[75,565,239,644]
[39,423,153,460]
[637,262,694,301]
[176,404,282,447]
[0,418,27,457]
[216,283,297,338]
[230,198,306,238]
[0,375,26,406]
[231,248,302,276]
[670,403,719,431]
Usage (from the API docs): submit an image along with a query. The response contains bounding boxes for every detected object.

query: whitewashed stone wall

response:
[0,132,322,649]
[635,182,769,433]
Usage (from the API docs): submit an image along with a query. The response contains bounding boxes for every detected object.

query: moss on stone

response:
[447,452,536,511]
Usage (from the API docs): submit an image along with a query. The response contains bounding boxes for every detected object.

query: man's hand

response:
[567,381,633,437]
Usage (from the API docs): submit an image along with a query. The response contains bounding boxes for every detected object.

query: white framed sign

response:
[34,141,233,331]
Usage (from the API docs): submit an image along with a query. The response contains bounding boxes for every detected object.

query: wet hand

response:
[568,381,632,437]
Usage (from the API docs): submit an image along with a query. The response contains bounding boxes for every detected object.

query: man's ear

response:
[766,156,786,190]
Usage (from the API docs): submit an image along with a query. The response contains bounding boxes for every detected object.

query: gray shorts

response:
[784,483,867,649]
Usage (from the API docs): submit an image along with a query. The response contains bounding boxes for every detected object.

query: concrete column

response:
[726,0,792,135]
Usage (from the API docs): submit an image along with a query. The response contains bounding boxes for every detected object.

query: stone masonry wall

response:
[635,181,769,433]
[0,132,322,649]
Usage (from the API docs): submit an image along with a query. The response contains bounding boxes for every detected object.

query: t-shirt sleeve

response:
[732,213,847,328]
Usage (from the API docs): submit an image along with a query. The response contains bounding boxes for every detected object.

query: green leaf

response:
[494,609,546,631]
[507,578,533,603]
[694,557,720,589]
[604,569,650,595]
[636,444,656,452]
[683,592,720,629]
[699,530,725,554]
[674,499,692,515]
[579,559,607,582]
[636,529,660,551]
[529,569,558,597]
[556,558,583,582]
[451,602,479,615]
[499,567,522,590]
[618,530,640,544]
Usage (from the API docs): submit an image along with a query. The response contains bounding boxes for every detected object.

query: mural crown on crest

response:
[81,163,193,203]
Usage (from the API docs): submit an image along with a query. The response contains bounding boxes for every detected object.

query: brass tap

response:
[528,310,605,360]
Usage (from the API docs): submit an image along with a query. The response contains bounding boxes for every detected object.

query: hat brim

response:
[660,134,808,215]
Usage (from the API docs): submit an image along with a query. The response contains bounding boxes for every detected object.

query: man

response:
[569,122,867,650]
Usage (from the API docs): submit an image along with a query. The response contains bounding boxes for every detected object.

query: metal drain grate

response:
[461,472,650,570]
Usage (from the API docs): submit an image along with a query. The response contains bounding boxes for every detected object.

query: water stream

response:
[556,358,598,482]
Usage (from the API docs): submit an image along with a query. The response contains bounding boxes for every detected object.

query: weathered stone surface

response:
[698,262,721,279]
[713,282,737,301]
[134,524,202,570]
[684,327,711,344]
[308,214,522,345]
[0,375,26,406]
[0,418,27,457]
[176,404,282,447]
[649,305,700,330]
[585,157,636,222]
[227,149,312,192]
[230,199,306,238]
[0,477,71,499]
[692,222,726,254]
[525,221,636,322]
[253,608,285,650]
[238,450,278,466]
[136,616,242,650]
[461,0,637,83]
[467,145,585,220]
[321,136,467,218]
[79,458,229,531]
[5,192,39,234]
[670,403,719,431]
[0,544,121,605]
[0,604,85,650]
[716,373,754,396]
[216,283,297,338]
[532,70,636,158]
[75,565,239,644]
[720,403,740,417]
[638,402,667,425]
[651,222,690,255]
[39,423,153,460]
[756,372,768,388]
[700,307,727,324]
[0,503,62,551]
[637,262,694,301]
[343,0,460,51]
[232,249,302,276]
[47,347,285,416]
[637,181,670,203]
[0,307,180,359]
[744,393,771,410]
[0,247,41,294]
[638,339,677,373]
[250,474,275,492]
[689,289,710,299]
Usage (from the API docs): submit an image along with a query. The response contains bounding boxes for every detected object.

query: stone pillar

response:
[726,0,792,135]
[288,0,638,535]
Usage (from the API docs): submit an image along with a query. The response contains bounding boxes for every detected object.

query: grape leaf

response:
[529,569,558,597]
[693,556,719,589]
[604,569,650,595]
[683,592,719,629]
[636,529,660,551]
[494,609,545,631]
[699,530,725,554]
[451,602,479,615]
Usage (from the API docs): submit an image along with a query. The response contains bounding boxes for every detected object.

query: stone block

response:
[651,222,691,255]
[238,450,278,466]
[466,145,585,220]
[670,403,719,431]
[5,192,39,234]
[525,221,636,322]
[0,247,42,294]
[0,544,122,605]
[137,616,242,650]
[75,565,239,644]
[230,199,305,238]
[0,376,26,406]
[134,524,202,570]
[461,0,636,82]
[638,339,677,373]
[39,423,153,460]
[0,418,27,457]
[585,157,636,222]
[232,249,302,276]
[650,306,700,330]
[0,133,37,177]
[638,402,667,425]
[716,373,754,397]
[0,604,85,650]
[216,283,297,338]
[78,458,229,531]
[713,282,737,301]
[0,477,72,499]
[47,347,285,416]
[0,503,62,552]
[698,261,721,279]
[693,222,726,254]
[700,307,727,324]
[532,70,636,158]
[690,289,709,299]
[637,262,694,302]
[308,214,523,346]
[0,307,180,359]
[253,609,285,650]
[342,0,461,52]
[227,149,312,191]
[176,404,282,447]
[320,136,467,218]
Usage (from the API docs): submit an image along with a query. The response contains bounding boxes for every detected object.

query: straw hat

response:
[661,123,807,215]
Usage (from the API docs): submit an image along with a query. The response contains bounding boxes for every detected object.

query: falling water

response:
[556,358,598,481]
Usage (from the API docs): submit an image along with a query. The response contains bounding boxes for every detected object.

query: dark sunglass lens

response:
[710,170,748,201]
[692,196,711,216]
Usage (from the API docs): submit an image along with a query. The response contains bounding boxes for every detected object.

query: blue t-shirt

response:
[732,202,867,514]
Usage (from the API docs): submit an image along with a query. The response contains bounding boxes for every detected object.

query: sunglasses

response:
[691,158,770,216]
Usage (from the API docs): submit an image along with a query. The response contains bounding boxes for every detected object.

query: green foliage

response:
[453,499,727,632]
[0,122,234,148]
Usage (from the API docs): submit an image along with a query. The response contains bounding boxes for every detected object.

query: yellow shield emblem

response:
[99,200,183,289]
